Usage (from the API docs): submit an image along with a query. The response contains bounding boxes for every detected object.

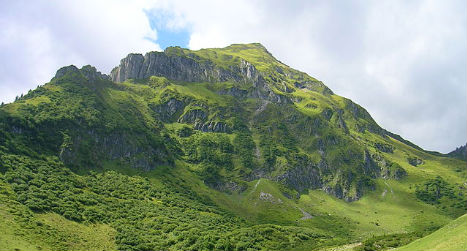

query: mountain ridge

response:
[58,43,431,153]
[27,43,452,201]
[1,43,465,251]
[447,143,466,160]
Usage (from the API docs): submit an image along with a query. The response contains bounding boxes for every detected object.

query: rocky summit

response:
[0,43,466,251]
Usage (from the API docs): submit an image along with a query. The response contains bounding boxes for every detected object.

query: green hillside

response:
[394,214,467,251]
[0,43,465,250]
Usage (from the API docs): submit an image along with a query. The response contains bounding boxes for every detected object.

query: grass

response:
[299,179,451,237]
[0,182,116,251]
[169,82,230,105]
[394,214,467,251]
[0,201,47,251]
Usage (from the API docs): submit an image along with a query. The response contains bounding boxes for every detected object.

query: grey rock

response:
[59,130,169,171]
[80,65,110,81]
[54,65,110,82]
[447,143,467,160]
[111,53,144,83]
[374,142,395,153]
[54,65,81,79]
[212,181,247,194]
[259,191,282,203]
[193,121,229,133]
[276,164,322,193]
[293,80,333,95]
[112,52,241,83]
[407,156,424,166]
[336,109,349,134]
[390,164,407,179]
[321,108,334,121]
[247,77,291,104]
[178,109,207,123]
[371,153,407,180]
[363,150,380,178]
[153,98,186,122]
[217,87,248,98]
[111,51,291,104]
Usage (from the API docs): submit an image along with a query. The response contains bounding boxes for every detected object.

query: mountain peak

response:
[111,43,271,84]
[448,143,467,160]
[55,64,109,82]
[54,65,80,79]
[110,43,331,95]
[224,42,268,50]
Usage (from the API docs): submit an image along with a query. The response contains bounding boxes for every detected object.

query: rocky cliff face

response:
[111,50,259,84]
[55,65,110,82]
[59,129,171,171]
[111,48,291,104]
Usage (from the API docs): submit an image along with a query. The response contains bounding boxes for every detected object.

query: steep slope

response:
[394,214,467,251]
[0,43,466,251]
[107,43,409,201]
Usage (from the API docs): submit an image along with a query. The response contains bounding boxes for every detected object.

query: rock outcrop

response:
[111,51,258,84]
[59,130,170,171]
[407,156,424,166]
[447,143,467,160]
[55,65,110,82]
[194,121,230,133]
[374,142,395,153]
[276,164,322,193]
[152,98,186,122]
[178,109,208,123]
[111,49,290,104]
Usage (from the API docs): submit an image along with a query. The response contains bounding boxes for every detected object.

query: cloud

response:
[0,0,465,152]
[0,0,159,102]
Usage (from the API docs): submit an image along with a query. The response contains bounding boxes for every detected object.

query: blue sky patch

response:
[144,10,191,50]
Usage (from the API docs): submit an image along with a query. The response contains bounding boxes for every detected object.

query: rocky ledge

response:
[55,65,110,82]
[110,48,291,104]
[110,49,262,84]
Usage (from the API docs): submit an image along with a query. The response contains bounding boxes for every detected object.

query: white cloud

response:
[0,0,465,152]
[0,0,159,103]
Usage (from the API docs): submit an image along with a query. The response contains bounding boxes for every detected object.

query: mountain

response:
[0,43,466,251]
[447,143,466,160]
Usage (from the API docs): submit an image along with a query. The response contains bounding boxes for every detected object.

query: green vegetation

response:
[394,214,467,251]
[355,231,433,251]
[415,176,467,216]
[0,43,465,250]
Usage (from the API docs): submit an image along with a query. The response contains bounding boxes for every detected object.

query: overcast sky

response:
[0,0,465,153]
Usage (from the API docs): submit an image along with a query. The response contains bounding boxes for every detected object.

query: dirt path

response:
[321,242,362,251]
[384,181,394,194]
[249,179,261,196]
[382,181,394,198]
[297,207,313,220]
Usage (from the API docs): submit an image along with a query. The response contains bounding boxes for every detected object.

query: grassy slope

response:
[176,133,464,240]
[0,181,116,251]
[154,72,466,237]
[394,214,467,251]
[168,76,466,246]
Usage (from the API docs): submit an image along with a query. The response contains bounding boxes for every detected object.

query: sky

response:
[0,0,465,153]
